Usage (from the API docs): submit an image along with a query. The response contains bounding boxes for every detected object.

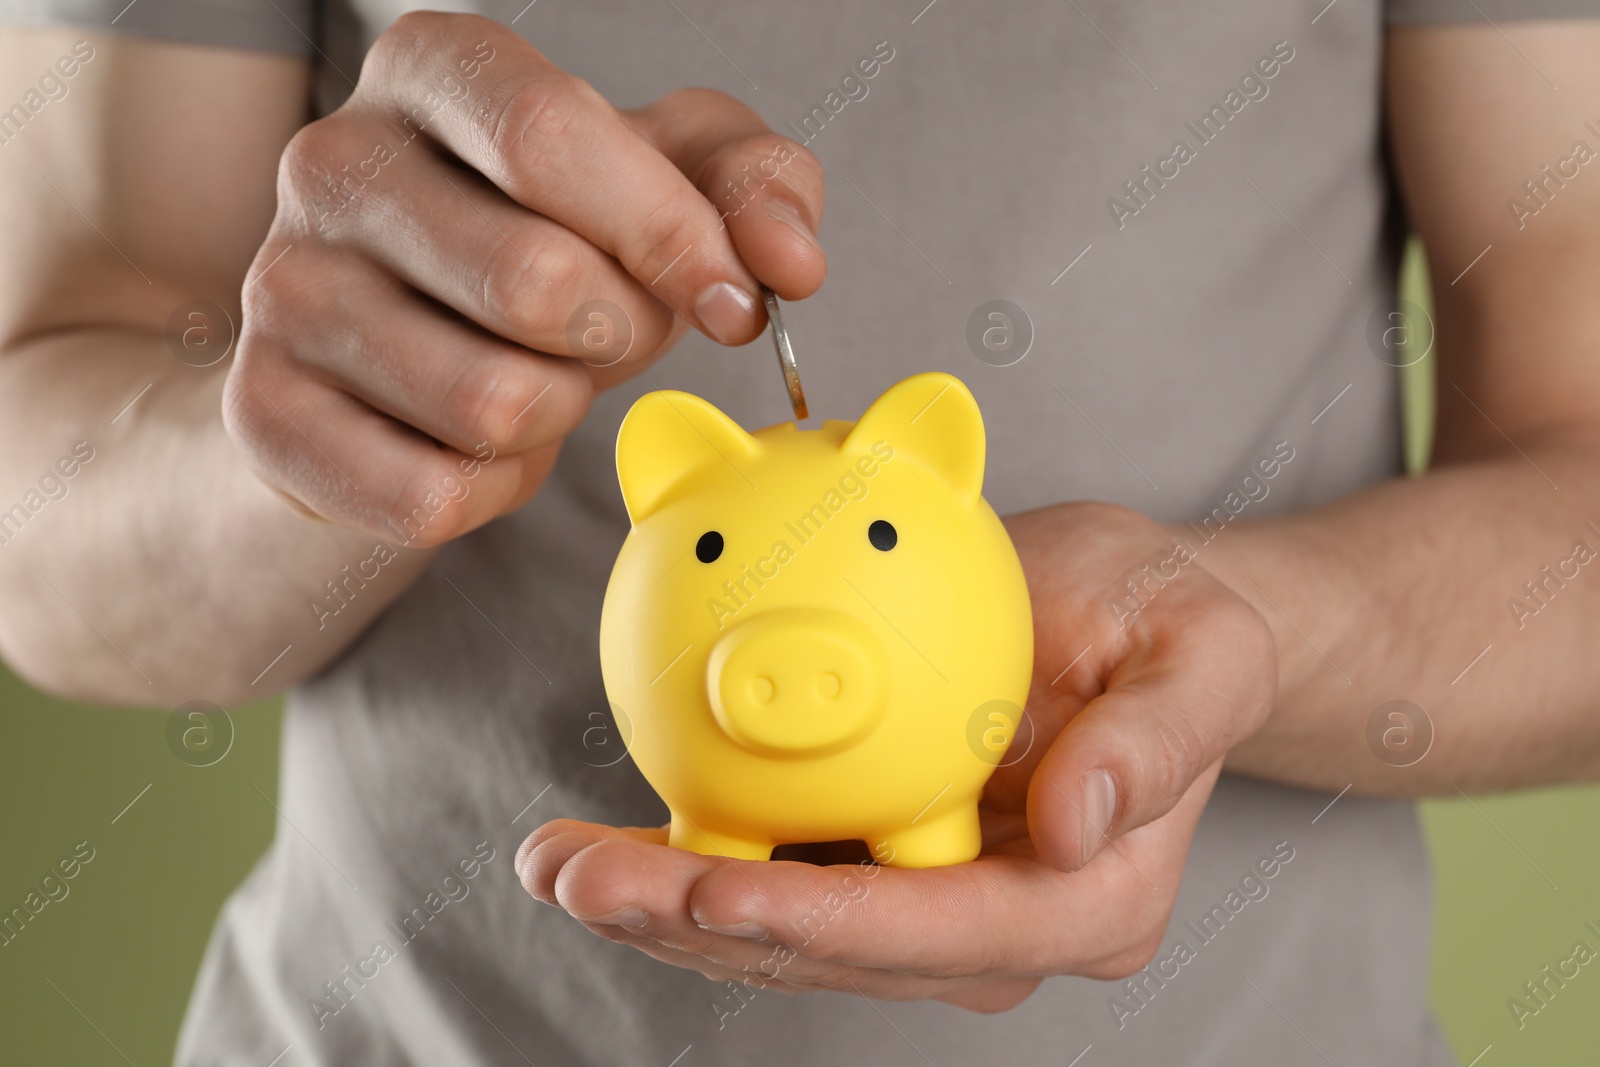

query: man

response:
[0,0,1595,1062]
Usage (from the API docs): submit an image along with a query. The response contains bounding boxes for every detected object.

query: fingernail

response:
[765,199,819,250]
[694,281,757,345]
[695,919,769,940]
[1078,769,1117,869]
[584,906,648,928]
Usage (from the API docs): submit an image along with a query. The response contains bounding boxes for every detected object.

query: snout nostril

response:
[751,676,775,705]
[817,672,841,700]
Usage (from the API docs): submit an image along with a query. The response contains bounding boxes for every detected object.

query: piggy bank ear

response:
[615,390,759,523]
[844,372,985,500]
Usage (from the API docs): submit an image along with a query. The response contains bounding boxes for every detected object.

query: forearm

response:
[1190,426,1600,793]
[0,333,434,705]
[0,31,441,704]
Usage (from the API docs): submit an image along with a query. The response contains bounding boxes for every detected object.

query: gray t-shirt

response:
[6,0,1590,1063]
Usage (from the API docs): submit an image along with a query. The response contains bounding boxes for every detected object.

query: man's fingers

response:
[1028,586,1275,872]
[239,11,832,556]
[234,241,589,531]
[515,819,664,905]
[579,922,780,986]
[585,922,1010,1005]
[547,831,722,924]
[528,832,888,978]
[685,853,1158,980]
[518,822,1187,985]
[306,142,677,362]
[608,920,1036,1007]
[222,358,546,547]
[258,255,594,457]
[531,831,1046,998]
[357,14,765,344]
[626,88,827,301]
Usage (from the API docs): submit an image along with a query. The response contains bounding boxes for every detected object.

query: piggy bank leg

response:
[668,811,773,862]
[872,804,982,868]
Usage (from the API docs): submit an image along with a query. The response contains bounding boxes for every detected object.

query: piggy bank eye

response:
[695,531,724,563]
[868,520,897,552]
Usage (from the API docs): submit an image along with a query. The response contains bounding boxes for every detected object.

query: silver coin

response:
[762,286,808,420]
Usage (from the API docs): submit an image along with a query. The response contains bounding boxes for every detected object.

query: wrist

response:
[1169,511,1357,735]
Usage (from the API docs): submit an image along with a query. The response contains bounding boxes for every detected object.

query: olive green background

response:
[2,243,1597,1064]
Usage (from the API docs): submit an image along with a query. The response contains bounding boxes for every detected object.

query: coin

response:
[762,286,808,420]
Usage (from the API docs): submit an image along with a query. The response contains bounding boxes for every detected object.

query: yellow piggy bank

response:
[599,372,1033,868]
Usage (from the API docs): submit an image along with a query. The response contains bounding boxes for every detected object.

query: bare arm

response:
[1205,21,1600,792]
[0,29,410,705]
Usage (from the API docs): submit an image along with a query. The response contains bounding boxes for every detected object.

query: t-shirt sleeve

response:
[0,0,316,55]
[1388,0,1600,22]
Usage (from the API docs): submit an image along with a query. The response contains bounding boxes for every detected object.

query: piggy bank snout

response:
[708,610,888,758]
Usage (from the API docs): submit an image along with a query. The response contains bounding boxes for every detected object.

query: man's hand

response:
[226,11,825,542]
[515,503,1274,1009]
[0,21,823,702]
